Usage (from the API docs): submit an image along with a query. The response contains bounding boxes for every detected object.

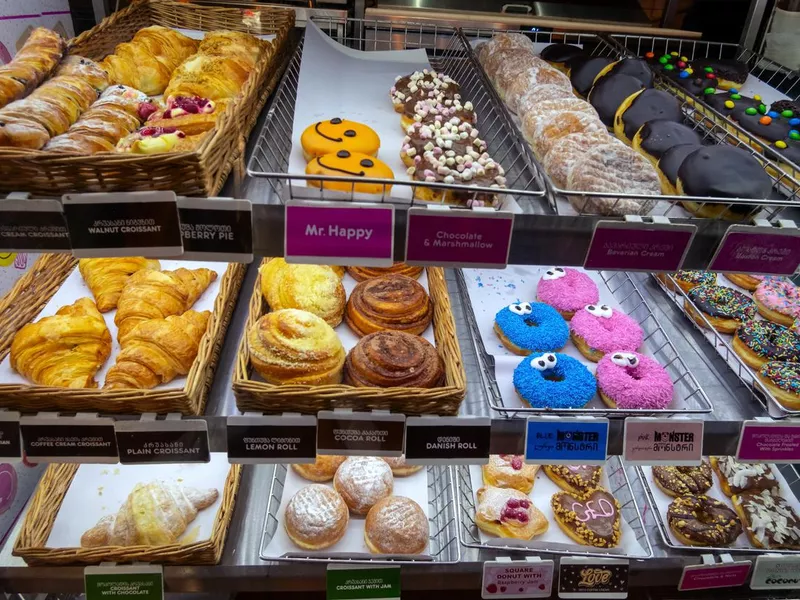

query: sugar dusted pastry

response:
[292,455,346,482]
[284,484,348,550]
[482,455,539,493]
[365,496,428,554]
[475,486,548,540]
[259,260,345,327]
[381,455,423,477]
[333,456,393,515]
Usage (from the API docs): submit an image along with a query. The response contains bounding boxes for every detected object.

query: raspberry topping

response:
[511,456,523,470]
[500,499,531,523]
[506,498,520,508]
[139,126,184,138]
[138,101,158,120]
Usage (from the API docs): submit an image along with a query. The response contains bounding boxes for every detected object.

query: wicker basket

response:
[13,462,241,565]
[0,255,245,415]
[233,261,467,415]
[0,0,295,197]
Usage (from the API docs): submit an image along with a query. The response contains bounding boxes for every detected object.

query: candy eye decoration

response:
[611,352,639,367]
[508,302,533,315]
[585,304,612,319]
[531,353,557,371]
[543,267,566,281]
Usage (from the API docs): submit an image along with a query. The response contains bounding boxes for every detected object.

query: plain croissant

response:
[81,480,219,547]
[104,310,210,389]
[79,257,160,313]
[9,297,111,388]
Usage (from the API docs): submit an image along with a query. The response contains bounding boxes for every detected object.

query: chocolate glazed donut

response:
[652,463,713,497]
[667,495,742,546]
[345,330,443,388]
[345,274,432,337]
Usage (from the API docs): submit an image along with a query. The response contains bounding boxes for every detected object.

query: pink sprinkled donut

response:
[569,304,644,362]
[536,267,599,320]
[754,277,800,327]
[596,351,673,410]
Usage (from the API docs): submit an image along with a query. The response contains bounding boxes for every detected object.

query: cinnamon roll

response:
[345,275,432,337]
[344,330,443,388]
[260,260,345,327]
[347,263,424,282]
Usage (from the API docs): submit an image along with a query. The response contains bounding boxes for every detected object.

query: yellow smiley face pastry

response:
[306,150,394,195]
[301,118,381,161]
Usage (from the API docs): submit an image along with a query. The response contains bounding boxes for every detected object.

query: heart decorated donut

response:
[551,487,621,547]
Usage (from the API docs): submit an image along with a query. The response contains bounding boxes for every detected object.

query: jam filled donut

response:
[656,270,716,294]
[543,132,618,188]
[333,456,393,515]
[596,351,674,409]
[685,284,757,334]
[754,277,800,327]
[482,454,539,493]
[632,120,702,172]
[733,489,800,550]
[365,496,428,555]
[400,120,486,168]
[732,319,800,370]
[306,150,394,195]
[593,57,654,89]
[569,303,643,362]
[613,88,682,145]
[652,462,713,497]
[537,267,599,320]
[588,73,645,128]
[657,143,702,195]
[493,301,569,355]
[284,484,349,550]
[505,65,572,113]
[475,485,549,540]
[551,487,621,548]
[540,43,586,73]
[390,70,460,115]
[300,118,380,161]
[667,495,742,546]
[711,456,779,496]
[723,272,765,291]
[759,361,800,410]
[513,352,596,409]
[544,465,601,494]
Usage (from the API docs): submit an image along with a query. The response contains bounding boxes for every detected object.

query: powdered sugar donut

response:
[516,84,576,119]
[536,267,599,320]
[523,110,607,160]
[543,131,616,188]
[505,66,572,113]
[569,304,644,362]
[596,351,674,409]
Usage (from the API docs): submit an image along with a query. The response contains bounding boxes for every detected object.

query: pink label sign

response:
[584,222,695,272]
[737,421,800,462]
[284,202,394,266]
[405,209,513,268]
[710,227,800,275]
[622,419,703,465]
[678,562,751,591]
[482,560,553,599]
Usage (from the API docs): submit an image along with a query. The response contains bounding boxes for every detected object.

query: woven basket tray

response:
[0,255,245,415]
[233,261,467,415]
[0,0,295,197]
[13,462,241,565]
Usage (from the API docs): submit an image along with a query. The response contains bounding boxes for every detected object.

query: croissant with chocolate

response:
[78,257,160,312]
[0,28,64,109]
[345,330,443,388]
[345,274,432,337]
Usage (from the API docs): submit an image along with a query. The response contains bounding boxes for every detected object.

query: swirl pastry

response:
[333,456,393,515]
[292,455,346,482]
[347,263,423,282]
[344,330,443,388]
[365,496,428,555]
[284,484,348,550]
[247,309,345,385]
[260,260,345,327]
[345,274,432,337]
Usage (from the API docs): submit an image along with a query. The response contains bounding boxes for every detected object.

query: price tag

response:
[62,191,182,258]
[524,417,608,465]
[558,557,628,599]
[178,197,253,262]
[20,414,118,463]
[750,554,800,589]
[0,411,21,461]
[405,207,513,268]
[226,414,316,464]
[85,565,163,600]
[404,416,490,464]
[327,565,400,600]
[482,557,554,598]
[317,410,405,456]
[709,221,800,275]
[678,556,751,591]
[285,200,394,266]
[736,420,800,463]
[115,417,209,464]
[0,197,71,252]
[622,418,703,465]
[584,220,696,272]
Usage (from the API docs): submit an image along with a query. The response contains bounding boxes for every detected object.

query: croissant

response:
[55,55,111,93]
[0,28,64,109]
[104,310,210,389]
[115,267,217,340]
[9,297,111,388]
[78,257,160,312]
[81,480,218,547]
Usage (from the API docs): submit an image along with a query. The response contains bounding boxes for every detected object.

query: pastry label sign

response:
[285,201,394,266]
[750,555,800,589]
[115,419,210,464]
[405,208,514,268]
[710,223,800,275]
[20,415,118,463]
[317,411,405,456]
[678,561,751,591]
[482,558,554,598]
[326,565,400,600]
[226,414,317,463]
[405,416,491,464]
[558,558,628,599]
[736,420,800,463]
[584,221,696,272]
[63,191,183,258]
[0,411,21,460]
[85,565,163,600]
[178,197,253,262]
[524,418,609,465]
[0,197,71,252]
[622,418,704,465]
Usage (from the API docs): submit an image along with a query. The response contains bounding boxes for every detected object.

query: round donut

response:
[667,495,742,546]
[723,272,765,291]
[301,118,380,161]
[365,496,428,555]
[685,284,757,334]
[656,270,716,294]
[390,70,460,115]
[542,131,615,189]
[523,110,606,160]
[292,455,346,482]
[284,484,349,550]
[588,73,645,128]
[516,84,577,119]
[593,57,654,89]
[513,352,596,409]
[733,319,800,370]
[537,267,600,320]
[521,98,599,133]
[570,56,614,97]
[652,462,713,497]
[493,301,569,355]
[754,277,800,327]
[505,65,572,113]
[382,455,423,477]
[759,361,800,410]
[493,53,546,99]
[596,351,673,409]
[306,150,394,195]
[613,88,682,145]
[569,304,644,362]
[333,456,393,515]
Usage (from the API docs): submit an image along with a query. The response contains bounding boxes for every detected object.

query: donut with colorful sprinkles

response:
[754,277,800,327]
[685,284,757,333]
[732,320,800,370]
[759,361,800,410]
[493,301,569,355]
[513,352,596,409]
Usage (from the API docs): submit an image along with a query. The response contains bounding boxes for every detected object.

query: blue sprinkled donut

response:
[493,301,569,355]
[514,352,597,409]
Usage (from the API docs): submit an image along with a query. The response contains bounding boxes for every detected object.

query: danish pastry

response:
[284,484,348,550]
[306,150,394,195]
[475,486,548,540]
[116,127,204,154]
[301,118,381,160]
[259,260,345,327]
[365,496,428,555]
[333,456,393,515]
[552,487,621,548]
[345,274,432,337]
[0,27,64,109]
[482,455,539,493]
[344,330,443,388]
[382,456,423,477]
[347,263,423,282]
[292,455,346,482]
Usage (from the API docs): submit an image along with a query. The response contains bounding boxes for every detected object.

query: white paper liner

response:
[46,452,230,547]
[0,260,227,390]
[262,461,432,559]
[468,463,648,557]
[172,28,276,42]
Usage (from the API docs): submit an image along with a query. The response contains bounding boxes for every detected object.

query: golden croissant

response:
[81,480,219,547]
[10,297,111,388]
[115,267,217,341]
[104,310,210,389]
[79,257,160,312]
[0,27,64,109]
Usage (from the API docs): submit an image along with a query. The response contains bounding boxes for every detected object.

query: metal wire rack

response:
[246,17,547,209]
[456,268,712,418]
[259,463,460,564]
[456,458,653,559]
